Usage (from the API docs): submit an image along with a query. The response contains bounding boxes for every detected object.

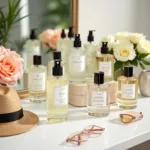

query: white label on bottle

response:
[30,73,45,91]
[71,56,85,72]
[92,91,107,106]
[99,62,112,76]
[122,84,135,99]
[54,86,68,106]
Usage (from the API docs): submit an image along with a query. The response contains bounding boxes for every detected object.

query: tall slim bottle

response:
[84,30,97,79]
[96,42,114,82]
[47,58,68,123]
[68,34,86,83]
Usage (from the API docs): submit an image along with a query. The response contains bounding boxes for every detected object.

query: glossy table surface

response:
[0,96,150,150]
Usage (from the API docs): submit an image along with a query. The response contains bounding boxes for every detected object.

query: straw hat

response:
[0,86,39,137]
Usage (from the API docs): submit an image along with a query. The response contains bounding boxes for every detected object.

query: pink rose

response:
[48,29,61,50]
[0,46,23,85]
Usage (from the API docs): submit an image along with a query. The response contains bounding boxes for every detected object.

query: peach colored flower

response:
[0,46,23,85]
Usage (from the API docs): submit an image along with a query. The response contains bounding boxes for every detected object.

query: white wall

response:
[78,0,150,75]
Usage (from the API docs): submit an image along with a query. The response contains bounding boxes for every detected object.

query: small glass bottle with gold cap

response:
[117,66,138,109]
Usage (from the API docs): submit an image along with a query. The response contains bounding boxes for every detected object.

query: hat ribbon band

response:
[0,108,23,123]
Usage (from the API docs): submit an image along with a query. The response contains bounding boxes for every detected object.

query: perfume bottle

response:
[84,30,97,78]
[117,66,138,109]
[28,55,46,103]
[87,72,110,117]
[68,34,86,83]
[96,42,114,82]
[24,29,41,71]
[47,59,68,123]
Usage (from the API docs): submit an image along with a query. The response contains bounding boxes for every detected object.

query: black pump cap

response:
[74,34,81,47]
[68,26,74,38]
[52,60,63,76]
[94,72,104,84]
[53,52,61,60]
[61,29,66,38]
[101,42,108,54]
[30,29,37,40]
[88,30,95,42]
[33,55,41,65]
[124,66,133,77]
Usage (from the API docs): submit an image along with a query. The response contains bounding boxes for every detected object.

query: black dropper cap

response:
[74,34,81,47]
[53,52,61,60]
[33,55,41,65]
[87,30,95,42]
[101,42,108,54]
[94,72,104,84]
[52,60,63,76]
[124,66,133,77]
[30,29,37,40]
[61,29,66,39]
[68,26,74,38]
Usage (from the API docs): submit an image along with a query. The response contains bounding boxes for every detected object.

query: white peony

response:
[115,32,129,41]
[99,35,115,51]
[113,39,136,62]
[128,33,145,44]
[137,40,150,54]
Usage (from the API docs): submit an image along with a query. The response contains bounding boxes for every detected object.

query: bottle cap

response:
[87,30,95,42]
[94,72,104,84]
[61,29,66,39]
[124,66,133,77]
[53,52,61,60]
[101,42,108,54]
[33,55,41,65]
[68,26,74,38]
[74,34,81,47]
[52,60,63,76]
[30,29,37,40]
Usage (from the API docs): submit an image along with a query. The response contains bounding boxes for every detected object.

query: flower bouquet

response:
[0,46,23,85]
[100,32,150,77]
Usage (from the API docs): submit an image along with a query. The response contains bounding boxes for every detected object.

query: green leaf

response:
[14,14,31,24]
[139,62,145,70]
[114,61,124,71]
[138,53,149,59]
[141,59,150,65]
[129,60,138,66]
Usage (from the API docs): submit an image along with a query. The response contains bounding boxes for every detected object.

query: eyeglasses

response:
[120,111,143,124]
[66,125,105,146]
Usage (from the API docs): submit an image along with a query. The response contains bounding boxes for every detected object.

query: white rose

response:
[115,32,129,41]
[99,35,115,51]
[137,40,150,54]
[128,33,145,44]
[113,39,136,62]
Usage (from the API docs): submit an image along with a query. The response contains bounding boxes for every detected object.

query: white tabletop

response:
[0,96,150,150]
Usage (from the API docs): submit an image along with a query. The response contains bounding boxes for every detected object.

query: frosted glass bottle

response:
[28,55,46,103]
[47,59,68,123]
[68,34,86,83]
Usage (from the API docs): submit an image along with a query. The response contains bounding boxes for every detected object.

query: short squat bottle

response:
[47,59,68,123]
[87,72,110,117]
[96,42,114,82]
[68,34,86,83]
[117,66,138,109]
[28,55,46,103]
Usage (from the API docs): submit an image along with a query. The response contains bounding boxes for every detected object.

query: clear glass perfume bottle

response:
[87,72,110,117]
[68,34,86,83]
[84,30,97,79]
[96,42,114,82]
[28,55,46,103]
[47,59,68,123]
[117,66,138,109]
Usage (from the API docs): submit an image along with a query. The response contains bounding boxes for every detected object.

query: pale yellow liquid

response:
[117,76,138,109]
[47,76,68,123]
[96,54,114,82]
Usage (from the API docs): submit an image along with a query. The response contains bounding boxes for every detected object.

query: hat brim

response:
[0,110,39,137]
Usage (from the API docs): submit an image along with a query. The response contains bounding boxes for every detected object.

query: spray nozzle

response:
[68,26,74,38]
[52,59,63,76]
[88,30,95,42]
[61,29,66,39]
[30,28,38,40]
[101,42,108,54]
[74,34,81,47]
